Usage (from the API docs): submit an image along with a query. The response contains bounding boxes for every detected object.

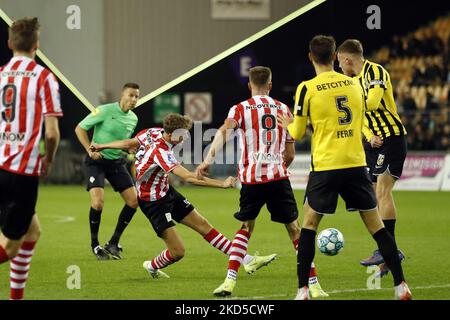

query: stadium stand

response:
[371,14,450,151]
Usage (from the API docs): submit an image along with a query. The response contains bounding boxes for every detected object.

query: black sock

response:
[297,228,316,288]
[109,205,137,245]
[89,207,102,248]
[383,219,396,243]
[373,228,405,286]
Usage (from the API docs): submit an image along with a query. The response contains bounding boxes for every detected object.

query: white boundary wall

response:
[290,153,450,191]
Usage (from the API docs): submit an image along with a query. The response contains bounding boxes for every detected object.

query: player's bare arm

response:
[196,119,237,178]
[75,125,102,160]
[283,142,295,167]
[174,165,236,189]
[90,138,140,152]
[42,116,60,177]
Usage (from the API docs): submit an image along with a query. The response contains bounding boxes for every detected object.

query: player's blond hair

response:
[337,39,364,57]
[163,113,193,134]
[9,17,40,52]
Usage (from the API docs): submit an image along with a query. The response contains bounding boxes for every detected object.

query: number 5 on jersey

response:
[336,96,352,125]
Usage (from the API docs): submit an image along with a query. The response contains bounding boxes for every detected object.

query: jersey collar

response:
[10,55,33,63]
[358,60,370,78]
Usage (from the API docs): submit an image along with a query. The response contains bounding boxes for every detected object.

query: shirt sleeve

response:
[226,104,242,127]
[154,148,179,173]
[367,65,387,90]
[135,129,149,145]
[41,72,63,117]
[293,82,309,117]
[78,105,108,130]
[362,122,374,142]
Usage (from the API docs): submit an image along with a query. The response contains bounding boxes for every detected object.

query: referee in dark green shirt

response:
[75,83,139,260]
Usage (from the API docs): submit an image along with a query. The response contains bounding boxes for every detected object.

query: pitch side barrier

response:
[290,152,450,191]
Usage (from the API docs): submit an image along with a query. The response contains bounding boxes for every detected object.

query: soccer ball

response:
[317,228,344,256]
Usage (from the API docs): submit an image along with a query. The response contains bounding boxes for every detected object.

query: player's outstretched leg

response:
[143,250,172,279]
[180,211,277,275]
[213,229,250,297]
[7,215,40,300]
[143,227,184,280]
[360,210,412,300]
[296,228,316,300]
[291,226,328,298]
[203,227,277,274]
[361,173,405,267]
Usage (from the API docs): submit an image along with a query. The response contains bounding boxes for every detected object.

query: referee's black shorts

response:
[304,166,377,214]
[364,135,407,182]
[0,169,39,240]
[234,178,299,224]
[84,156,134,193]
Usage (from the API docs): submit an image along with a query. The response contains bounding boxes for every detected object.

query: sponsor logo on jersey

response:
[0,131,25,145]
[167,153,177,165]
[252,152,281,164]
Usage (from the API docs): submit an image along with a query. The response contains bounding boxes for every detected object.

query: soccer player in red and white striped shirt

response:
[90,113,276,279]
[0,17,62,300]
[197,66,327,297]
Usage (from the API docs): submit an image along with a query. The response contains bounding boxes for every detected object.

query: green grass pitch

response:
[1,185,449,300]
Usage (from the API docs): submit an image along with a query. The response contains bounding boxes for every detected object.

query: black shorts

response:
[305,166,377,214]
[234,178,298,224]
[138,186,195,237]
[85,156,134,193]
[0,169,39,240]
[364,141,378,183]
[365,136,407,182]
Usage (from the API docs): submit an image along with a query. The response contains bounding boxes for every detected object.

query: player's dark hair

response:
[249,66,272,87]
[337,39,364,56]
[163,113,193,134]
[309,35,336,65]
[8,17,40,52]
[122,83,140,90]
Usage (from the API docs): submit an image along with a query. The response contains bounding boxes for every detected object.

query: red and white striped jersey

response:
[135,128,180,201]
[227,95,294,184]
[0,56,62,176]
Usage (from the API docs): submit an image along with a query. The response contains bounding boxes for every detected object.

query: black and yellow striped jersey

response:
[356,60,407,141]
[292,71,367,171]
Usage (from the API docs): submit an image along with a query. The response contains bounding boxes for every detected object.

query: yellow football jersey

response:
[293,71,367,171]
[357,60,407,141]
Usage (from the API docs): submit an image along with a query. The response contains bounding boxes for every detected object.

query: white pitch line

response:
[55,216,76,223]
[229,284,450,300]
[44,215,76,223]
